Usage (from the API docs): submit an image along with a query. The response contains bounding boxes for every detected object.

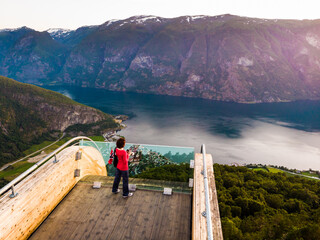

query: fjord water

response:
[46,86,320,170]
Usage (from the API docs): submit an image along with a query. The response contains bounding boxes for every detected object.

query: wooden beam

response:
[192,153,223,240]
[0,146,107,240]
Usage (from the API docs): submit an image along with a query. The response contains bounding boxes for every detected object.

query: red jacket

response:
[108,148,129,171]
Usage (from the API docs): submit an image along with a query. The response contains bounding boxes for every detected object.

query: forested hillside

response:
[214,164,320,239]
[0,76,117,167]
[133,163,320,239]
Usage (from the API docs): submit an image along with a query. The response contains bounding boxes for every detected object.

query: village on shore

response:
[103,115,128,141]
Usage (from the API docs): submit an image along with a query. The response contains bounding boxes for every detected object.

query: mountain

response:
[1,15,320,102]
[46,28,74,41]
[47,26,98,47]
[0,26,67,83]
[0,76,117,167]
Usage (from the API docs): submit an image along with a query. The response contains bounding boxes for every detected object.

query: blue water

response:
[44,86,320,170]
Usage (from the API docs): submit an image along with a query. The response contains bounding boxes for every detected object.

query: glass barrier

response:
[81,175,191,193]
[80,140,194,178]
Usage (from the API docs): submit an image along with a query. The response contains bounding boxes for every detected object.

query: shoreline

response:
[103,115,128,141]
[40,84,320,105]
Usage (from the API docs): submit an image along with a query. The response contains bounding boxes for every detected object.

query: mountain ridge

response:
[1,14,320,103]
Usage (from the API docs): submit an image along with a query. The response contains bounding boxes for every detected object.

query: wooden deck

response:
[29,179,192,240]
[0,146,107,240]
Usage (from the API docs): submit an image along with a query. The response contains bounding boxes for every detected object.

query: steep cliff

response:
[0,76,117,166]
[1,15,320,102]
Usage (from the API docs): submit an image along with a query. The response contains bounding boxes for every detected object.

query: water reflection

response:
[44,86,320,170]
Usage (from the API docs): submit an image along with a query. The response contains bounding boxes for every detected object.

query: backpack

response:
[113,148,118,168]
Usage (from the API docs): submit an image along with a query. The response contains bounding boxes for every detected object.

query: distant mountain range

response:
[1,14,320,102]
[0,76,117,167]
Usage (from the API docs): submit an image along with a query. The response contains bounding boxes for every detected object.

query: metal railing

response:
[201,144,213,240]
[0,136,101,198]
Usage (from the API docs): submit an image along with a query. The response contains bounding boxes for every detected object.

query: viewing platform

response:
[30,176,192,240]
[0,137,223,240]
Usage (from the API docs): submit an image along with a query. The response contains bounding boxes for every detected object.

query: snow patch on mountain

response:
[0,26,33,32]
[238,57,253,66]
[115,16,162,27]
[306,33,320,49]
[105,19,120,27]
[119,22,128,27]
[300,48,309,55]
[0,28,19,32]
[47,28,73,39]
[191,15,206,20]
[130,15,162,24]
[182,15,208,23]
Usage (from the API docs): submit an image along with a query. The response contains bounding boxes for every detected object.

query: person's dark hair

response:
[116,137,126,148]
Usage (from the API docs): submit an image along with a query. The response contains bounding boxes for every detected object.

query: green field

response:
[22,135,106,157]
[88,136,105,141]
[252,167,269,172]
[21,137,72,157]
[0,135,104,187]
[23,140,56,156]
[301,172,319,178]
[267,167,284,173]
[22,135,104,156]
[0,161,35,182]
[267,167,320,180]
[248,166,320,181]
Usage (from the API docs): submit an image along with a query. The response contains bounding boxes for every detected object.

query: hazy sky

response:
[1,0,320,31]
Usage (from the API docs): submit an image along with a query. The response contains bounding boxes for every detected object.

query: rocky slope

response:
[1,15,320,102]
[0,76,117,166]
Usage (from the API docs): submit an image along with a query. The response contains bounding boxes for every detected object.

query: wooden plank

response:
[129,191,157,240]
[168,193,185,239]
[30,183,192,240]
[84,189,127,240]
[150,193,175,239]
[192,153,223,240]
[193,153,206,240]
[179,191,192,238]
[29,177,97,240]
[109,190,158,240]
[206,154,223,239]
[77,189,110,240]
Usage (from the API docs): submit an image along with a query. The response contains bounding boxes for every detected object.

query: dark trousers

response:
[112,168,129,196]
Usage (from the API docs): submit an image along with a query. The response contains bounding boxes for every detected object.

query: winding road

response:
[0,133,65,172]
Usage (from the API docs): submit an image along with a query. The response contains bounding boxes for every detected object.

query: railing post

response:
[0,136,103,198]
[9,185,18,198]
[53,154,58,163]
[202,144,213,240]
